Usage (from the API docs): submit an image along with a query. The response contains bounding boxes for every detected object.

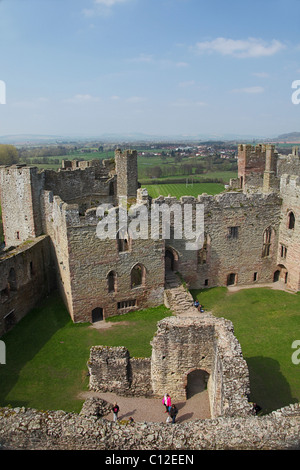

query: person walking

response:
[162,393,171,413]
[169,404,178,424]
[112,403,119,422]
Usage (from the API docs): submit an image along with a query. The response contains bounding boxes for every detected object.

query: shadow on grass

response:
[246,356,298,415]
[0,290,70,408]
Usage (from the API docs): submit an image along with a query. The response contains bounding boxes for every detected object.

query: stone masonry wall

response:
[0,165,44,248]
[277,174,300,290]
[88,346,152,397]
[0,403,300,450]
[150,315,252,418]
[0,235,54,336]
[153,191,281,290]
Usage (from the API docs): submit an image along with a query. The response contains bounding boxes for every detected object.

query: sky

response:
[0,0,300,140]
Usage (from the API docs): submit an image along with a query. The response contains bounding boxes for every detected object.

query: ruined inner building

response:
[1,143,300,335]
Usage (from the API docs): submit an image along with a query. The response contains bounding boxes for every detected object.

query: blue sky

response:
[0,0,300,139]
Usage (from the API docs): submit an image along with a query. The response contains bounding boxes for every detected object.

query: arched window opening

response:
[117,227,130,252]
[107,271,117,293]
[198,234,210,265]
[8,268,17,291]
[262,227,272,258]
[131,264,146,288]
[288,211,295,230]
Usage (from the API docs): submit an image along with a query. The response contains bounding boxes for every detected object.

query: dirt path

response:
[79,390,211,423]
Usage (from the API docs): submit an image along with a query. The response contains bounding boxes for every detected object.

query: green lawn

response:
[145,182,225,199]
[191,286,300,414]
[1,286,299,415]
[0,292,171,413]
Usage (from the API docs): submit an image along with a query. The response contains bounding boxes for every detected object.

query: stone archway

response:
[92,307,103,323]
[185,369,209,399]
[165,247,179,272]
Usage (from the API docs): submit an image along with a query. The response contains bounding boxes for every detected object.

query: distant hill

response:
[276,132,300,142]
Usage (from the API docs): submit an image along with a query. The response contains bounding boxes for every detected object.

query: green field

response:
[1,286,300,415]
[145,182,225,199]
[0,292,171,413]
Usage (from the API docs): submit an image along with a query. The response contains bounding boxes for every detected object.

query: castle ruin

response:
[1,143,300,449]
[1,144,300,334]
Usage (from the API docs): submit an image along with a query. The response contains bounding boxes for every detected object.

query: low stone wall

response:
[88,346,152,397]
[0,403,300,450]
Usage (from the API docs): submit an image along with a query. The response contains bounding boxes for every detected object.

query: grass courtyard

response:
[0,286,299,415]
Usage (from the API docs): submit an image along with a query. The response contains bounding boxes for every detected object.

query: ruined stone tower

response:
[115,149,138,199]
[0,165,44,247]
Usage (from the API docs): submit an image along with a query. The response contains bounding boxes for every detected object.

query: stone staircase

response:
[164,270,199,316]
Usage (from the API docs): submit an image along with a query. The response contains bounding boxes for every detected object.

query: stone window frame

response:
[130,263,146,289]
[198,233,211,265]
[227,226,239,239]
[280,244,287,259]
[116,226,131,253]
[107,270,117,293]
[288,211,295,230]
[262,226,273,258]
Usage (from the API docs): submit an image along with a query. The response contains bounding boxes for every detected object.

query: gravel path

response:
[79,390,211,424]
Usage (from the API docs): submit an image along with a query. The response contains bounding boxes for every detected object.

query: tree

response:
[0,145,19,165]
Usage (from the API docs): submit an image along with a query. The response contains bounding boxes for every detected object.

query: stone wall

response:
[150,314,252,418]
[153,191,281,290]
[88,346,152,397]
[0,235,54,336]
[277,174,300,291]
[0,165,44,248]
[0,402,300,450]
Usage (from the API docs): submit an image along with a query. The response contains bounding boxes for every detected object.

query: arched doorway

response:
[165,247,178,272]
[185,369,209,399]
[92,307,103,323]
[227,273,236,286]
[273,270,280,282]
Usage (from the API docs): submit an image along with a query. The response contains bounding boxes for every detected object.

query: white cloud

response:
[171,99,207,107]
[252,72,270,78]
[94,0,128,5]
[128,54,154,63]
[82,0,130,17]
[231,86,265,94]
[126,96,146,103]
[63,94,101,104]
[194,37,285,58]
[179,80,195,88]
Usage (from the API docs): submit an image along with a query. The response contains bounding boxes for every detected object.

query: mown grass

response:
[145,182,225,199]
[0,291,171,413]
[191,286,300,414]
[1,286,299,415]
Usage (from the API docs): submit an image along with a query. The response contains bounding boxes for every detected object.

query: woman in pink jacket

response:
[162,393,171,413]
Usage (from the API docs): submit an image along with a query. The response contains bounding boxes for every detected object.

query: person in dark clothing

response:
[169,404,178,424]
